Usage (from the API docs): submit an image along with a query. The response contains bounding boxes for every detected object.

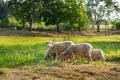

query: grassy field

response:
[0,35,120,80]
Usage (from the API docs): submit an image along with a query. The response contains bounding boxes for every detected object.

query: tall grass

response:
[0,35,120,67]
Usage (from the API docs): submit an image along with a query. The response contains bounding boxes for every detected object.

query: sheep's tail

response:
[102,51,106,61]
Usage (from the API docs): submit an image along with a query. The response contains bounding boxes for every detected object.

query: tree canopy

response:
[0,0,119,33]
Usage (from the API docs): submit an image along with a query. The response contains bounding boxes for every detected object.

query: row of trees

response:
[0,0,120,33]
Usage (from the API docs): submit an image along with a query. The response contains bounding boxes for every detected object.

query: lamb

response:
[91,49,106,62]
[44,41,74,61]
[59,43,93,63]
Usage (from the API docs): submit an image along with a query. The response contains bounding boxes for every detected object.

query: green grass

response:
[0,35,120,67]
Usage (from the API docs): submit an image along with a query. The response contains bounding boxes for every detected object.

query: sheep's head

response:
[46,41,54,47]
[45,41,55,60]
[44,49,55,60]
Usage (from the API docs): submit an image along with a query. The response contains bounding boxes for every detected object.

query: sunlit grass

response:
[0,35,120,67]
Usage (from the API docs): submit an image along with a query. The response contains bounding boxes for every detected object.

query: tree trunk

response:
[77,26,81,31]
[56,22,60,33]
[29,19,32,31]
[22,20,25,29]
[96,21,100,32]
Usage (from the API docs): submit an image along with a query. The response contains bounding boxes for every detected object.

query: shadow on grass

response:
[106,57,120,63]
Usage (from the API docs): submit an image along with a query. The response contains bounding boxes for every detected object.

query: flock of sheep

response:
[44,41,106,63]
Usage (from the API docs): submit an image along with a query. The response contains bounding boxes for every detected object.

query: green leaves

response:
[8,0,43,31]
[42,0,89,31]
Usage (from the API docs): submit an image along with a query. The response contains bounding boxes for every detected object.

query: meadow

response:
[0,35,120,80]
[0,35,120,67]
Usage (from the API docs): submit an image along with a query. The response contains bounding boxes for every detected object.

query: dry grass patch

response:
[0,62,120,80]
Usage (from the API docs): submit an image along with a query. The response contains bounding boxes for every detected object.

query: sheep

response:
[44,41,74,61]
[91,49,106,62]
[59,43,93,63]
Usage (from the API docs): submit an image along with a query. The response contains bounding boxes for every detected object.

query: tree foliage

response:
[42,0,89,32]
[2,0,119,33]
[8,0,43,31]
[64,0,89,31]
[42,0,66,33]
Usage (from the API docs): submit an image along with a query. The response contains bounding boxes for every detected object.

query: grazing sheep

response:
[59,43,93,63]
[44,41,74,61]
[91,49,106,62]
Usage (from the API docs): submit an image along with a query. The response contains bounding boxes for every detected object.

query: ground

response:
[0,29,120,80]
[0,62,120,80]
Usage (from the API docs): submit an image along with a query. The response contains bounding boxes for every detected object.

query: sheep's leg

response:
[69,55,74,63]
[87,53,92,63]
[53,54,56,61]
[70,54,76,64]
[87,49,92,63]
[101,58,105,63]
[55,53,58,62]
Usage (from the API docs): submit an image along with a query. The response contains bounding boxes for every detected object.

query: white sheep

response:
[91,49,106,62]
[44,41,74,61]
[59,43,93,63]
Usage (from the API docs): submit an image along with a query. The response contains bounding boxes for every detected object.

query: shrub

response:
[60,22,71,31]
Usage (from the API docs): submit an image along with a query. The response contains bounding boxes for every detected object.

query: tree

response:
[86,0,120,32]
[64,0,89,31]
[0,0,9,28]
[42,0,66,33]
[8,0,43,31]
[42,0,89,33]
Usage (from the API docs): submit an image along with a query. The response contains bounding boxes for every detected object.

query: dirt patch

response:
[0,29,120,37]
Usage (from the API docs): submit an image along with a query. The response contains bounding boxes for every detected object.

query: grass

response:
[0,35,120,80]
[0,35,120,67]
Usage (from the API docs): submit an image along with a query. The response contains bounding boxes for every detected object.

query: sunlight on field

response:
[0,35,120,45]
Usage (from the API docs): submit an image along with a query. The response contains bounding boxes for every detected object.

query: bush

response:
[60,22,71,31]
[33,26,56,32]
[115,22,120,30]
[8,14,19,28]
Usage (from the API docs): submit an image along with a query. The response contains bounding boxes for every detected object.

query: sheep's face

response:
[44,49,55,60]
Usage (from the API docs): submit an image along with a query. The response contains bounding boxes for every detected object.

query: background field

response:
[0,35,120,80]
